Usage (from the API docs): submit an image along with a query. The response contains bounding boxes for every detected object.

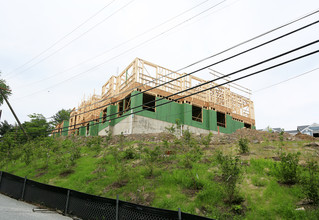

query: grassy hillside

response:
[1,129,319,219]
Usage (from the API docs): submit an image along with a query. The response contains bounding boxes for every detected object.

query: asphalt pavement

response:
[0,193,71,220]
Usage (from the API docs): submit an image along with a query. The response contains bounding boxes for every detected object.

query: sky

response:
[0,0,318,130]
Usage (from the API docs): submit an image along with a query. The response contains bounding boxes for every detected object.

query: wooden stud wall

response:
[67,58,255,134]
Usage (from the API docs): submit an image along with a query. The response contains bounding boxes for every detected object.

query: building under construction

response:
[54,58,255,136]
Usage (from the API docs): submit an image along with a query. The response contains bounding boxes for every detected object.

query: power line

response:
[6,0,135,79]
[18,45,319,136]
[5,0,116,77]
[14,7,319,109]
[70,19,319,118]
[52,48,319,134]
[13,0,227,100]
[254,67,319,93]
[49,40,319,133]
[17,0,214,90]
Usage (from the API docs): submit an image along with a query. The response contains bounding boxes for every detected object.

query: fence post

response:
[116,195,119,220]
[178,208,182,220]
[21,176,27,200]
[64,190,70,215]
[0,171,2,187]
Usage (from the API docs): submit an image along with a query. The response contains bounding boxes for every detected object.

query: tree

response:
[51,109,71,126]
[0,120,13,137]
[0,72,12,105]
[23,113,51,139]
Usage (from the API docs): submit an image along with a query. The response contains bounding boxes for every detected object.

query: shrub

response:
[183,129,192,144]
[238,138,249,154]
[301,160,319,204]
[275,152,300,184]
[201,132,213,147]
[122,146,137,160]
[216,151,242,204]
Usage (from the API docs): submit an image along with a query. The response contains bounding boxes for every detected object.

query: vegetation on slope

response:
[0,129,319,219]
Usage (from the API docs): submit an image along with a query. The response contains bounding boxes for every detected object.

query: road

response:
[0,193,71,220]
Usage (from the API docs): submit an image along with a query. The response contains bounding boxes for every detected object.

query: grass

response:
[0,131,319,219]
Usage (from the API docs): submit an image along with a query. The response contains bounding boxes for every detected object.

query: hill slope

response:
[1,129,319,219]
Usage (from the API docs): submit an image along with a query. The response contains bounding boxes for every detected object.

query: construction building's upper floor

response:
[55,58,255,136]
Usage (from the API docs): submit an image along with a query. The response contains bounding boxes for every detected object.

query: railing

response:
[0,171,213,220]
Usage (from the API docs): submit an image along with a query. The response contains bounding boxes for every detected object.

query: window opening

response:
[86,123,90,135]
[192,105,202,122]
[143,93,156,112]
[102,108,107,123]
[217,111,226,128]
[74,116,77,129]
[244,123,251,129]
[118,100,124,116]
[124,94,131,113]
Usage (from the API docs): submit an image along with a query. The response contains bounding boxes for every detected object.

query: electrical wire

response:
[6,0,136,79]
[17,0,214,90]
[254,67,319,93]
[48,40,319,133]
[12,0,227,100]
[70,19,319,117]
[20,7,319,111]
[17,46,319,136]
[5,0,116,77]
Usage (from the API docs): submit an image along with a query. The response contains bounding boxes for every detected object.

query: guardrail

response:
[0,171,213,220]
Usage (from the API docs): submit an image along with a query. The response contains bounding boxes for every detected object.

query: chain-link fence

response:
[0,171,213,220]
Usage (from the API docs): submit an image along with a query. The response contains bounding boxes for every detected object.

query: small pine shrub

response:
[238,138,249,154]
[275,152,300,184]
[301,160,319,204]
[201,132,213,147]
[122,146,137,160]
[216,151,242,204]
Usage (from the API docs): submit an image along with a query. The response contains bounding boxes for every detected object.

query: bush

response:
[238,138,249,154]
[275,152,300,184]
[301,160,319,204]
[216,151,242,204]
[122,146,137,160]
[201,132,213,147]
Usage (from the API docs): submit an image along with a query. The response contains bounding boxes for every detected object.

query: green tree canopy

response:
[23,113,51,140]
[0,72,11,105]
[51,109,71,126]
[0,120,13,137]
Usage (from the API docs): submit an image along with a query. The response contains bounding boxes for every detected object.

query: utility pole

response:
[0,87,29,140]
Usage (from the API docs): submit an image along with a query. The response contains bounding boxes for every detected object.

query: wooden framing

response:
[67,58,255,134]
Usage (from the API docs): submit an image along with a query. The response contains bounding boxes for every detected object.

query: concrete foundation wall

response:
[98,114,218,136]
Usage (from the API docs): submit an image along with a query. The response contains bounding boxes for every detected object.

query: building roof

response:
[297,125,309,132]
[309,123,319,131]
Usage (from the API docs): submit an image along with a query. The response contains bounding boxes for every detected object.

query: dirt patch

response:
[264,156,280,161]
[103,180,128,193]
[59,169,74,177]
[263,146,276,150]
[126,191,155,206]
[295,133,316,141]
[35,172,47,178]
[183,188,200,197]
[304,142,319,148]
